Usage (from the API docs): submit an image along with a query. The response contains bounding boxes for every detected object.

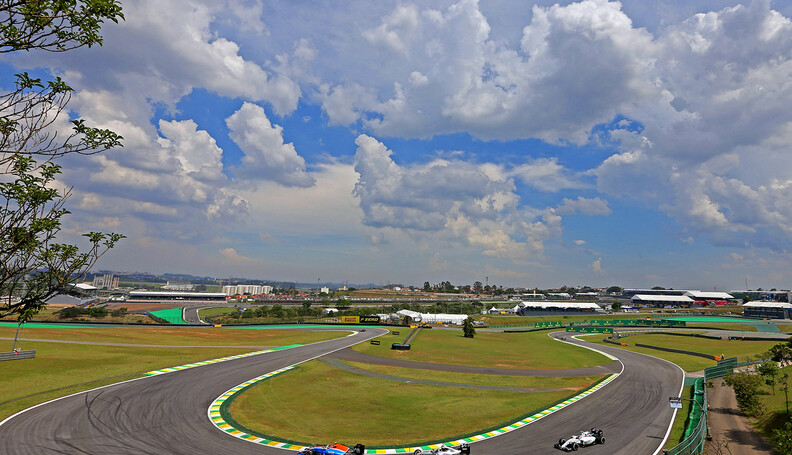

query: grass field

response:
[343,360,606,389]
[353,329,611,369]
[0,307,155,324]
[0,341,252,420]
[199,307,237,318]
[0,326,347,420]
[589,335,778,372]
[0,325,346,346]
[230,360,581,446]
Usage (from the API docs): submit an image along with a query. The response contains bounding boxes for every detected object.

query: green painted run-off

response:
[149,308,189,325]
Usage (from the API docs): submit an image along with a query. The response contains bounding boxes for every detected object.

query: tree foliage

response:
[462,317,475,338]
[723,371,765,417]
[1,156,123,319]
[0,0,124,321]
[774,421,792,455]
[0,0,123,53]
[757,361,781,395]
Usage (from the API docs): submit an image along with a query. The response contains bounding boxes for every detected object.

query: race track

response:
[0,329,683,455]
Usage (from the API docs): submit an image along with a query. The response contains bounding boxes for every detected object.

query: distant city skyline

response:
[88,269,785,294]
[4,0,792,290]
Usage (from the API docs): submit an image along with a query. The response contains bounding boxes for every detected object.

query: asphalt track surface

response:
[0,328,683,455]
[182,306,207,324]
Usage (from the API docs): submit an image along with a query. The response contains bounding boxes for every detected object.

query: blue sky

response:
[4,0,792,290]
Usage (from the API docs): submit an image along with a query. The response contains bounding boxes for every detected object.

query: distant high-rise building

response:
[92,274,118,290]
[222,285,273,296]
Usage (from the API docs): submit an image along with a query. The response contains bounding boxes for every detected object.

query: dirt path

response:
[706,378,775,454]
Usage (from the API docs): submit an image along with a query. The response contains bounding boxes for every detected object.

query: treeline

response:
[57,307,128,319]
[213,301,483,324]
[724,338,792,454]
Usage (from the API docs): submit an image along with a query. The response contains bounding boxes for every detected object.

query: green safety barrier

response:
[534,321,567,328]
[667,358,737,455]
[535,318,687,329]
[684,378,705,439]
[566,326,613,334]
[586,319,687,327]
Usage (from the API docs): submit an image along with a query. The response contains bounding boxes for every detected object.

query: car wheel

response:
[414,451,421,455]
[599,436,605,444]
[558,438,566,446]
[571,442,579,451]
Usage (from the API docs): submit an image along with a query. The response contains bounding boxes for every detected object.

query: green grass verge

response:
[342,360,606,389]
[0,307,155,324]
[663,385,693,450]
[589,335,778,372]
[0,325,345,346]
[0,341,252,420]
[229,360,582,446]
[688,324,758,332]
[353,329,611,369]
[199,307,238,318]
[0,326,347,421]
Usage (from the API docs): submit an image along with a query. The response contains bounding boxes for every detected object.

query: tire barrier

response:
[0,350,35,361]
[633,343,717,360]
[727,335,791,341]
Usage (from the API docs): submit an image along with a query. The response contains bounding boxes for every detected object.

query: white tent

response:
[684,291,734,300]
[632,294,694,305]
[396,309,422,322]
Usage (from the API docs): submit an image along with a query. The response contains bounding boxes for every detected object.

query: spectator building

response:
[631,294,695,307]
[742,301,791,319]
[683,291,736,305]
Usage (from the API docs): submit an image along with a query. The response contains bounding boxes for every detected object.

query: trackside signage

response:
[669,397,682,409]
[339,315,381,324]
[566,326,614,334]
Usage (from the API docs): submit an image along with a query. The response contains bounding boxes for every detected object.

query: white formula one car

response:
[554,428,605,451]
[413,443,470,455]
